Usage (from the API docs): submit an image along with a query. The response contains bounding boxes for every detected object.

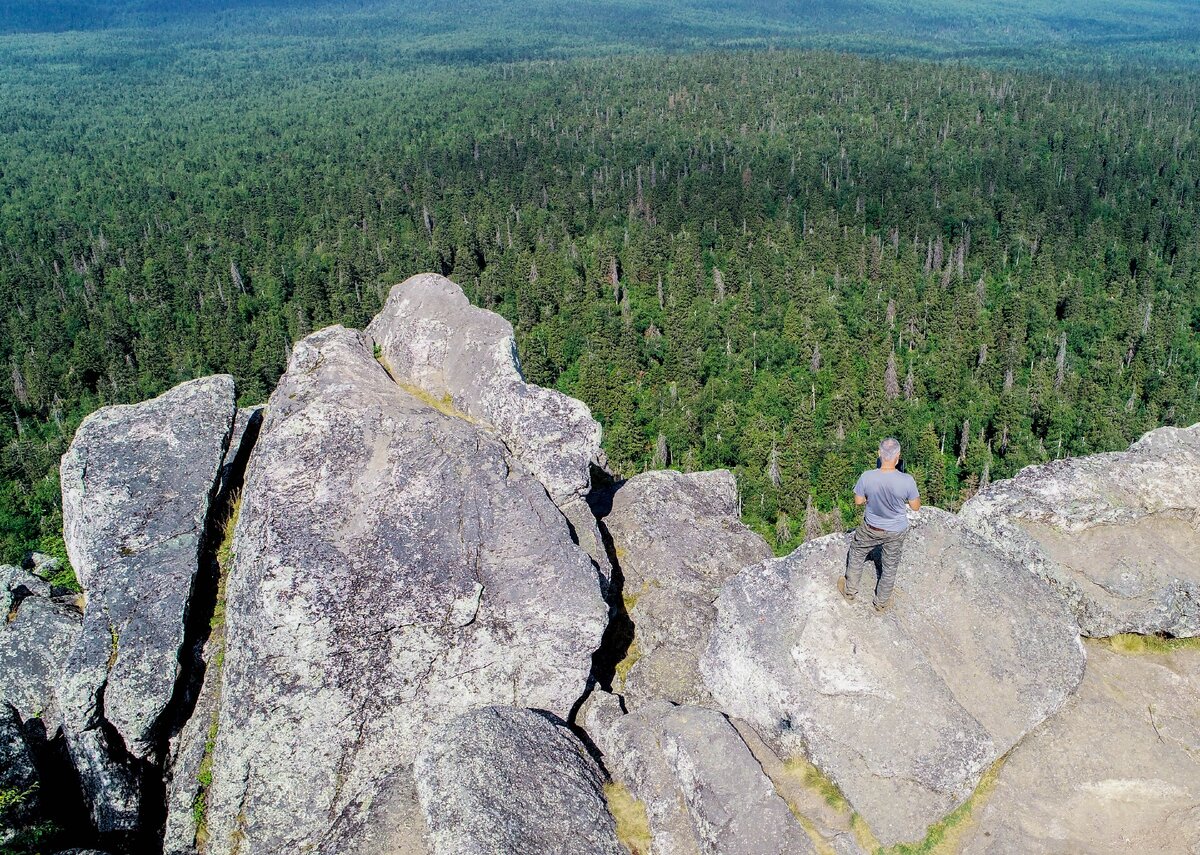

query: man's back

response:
[854,468,919,532]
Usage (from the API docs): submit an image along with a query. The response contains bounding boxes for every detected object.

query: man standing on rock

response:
[839,437,920,612]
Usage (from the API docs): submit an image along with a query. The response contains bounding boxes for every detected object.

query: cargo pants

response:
[844,523,907,607]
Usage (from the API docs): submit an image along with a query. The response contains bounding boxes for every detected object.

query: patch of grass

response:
[1100,633,1200,655]
[783,756,850,812]
[107,623,119,669]
[395,380,475,423]
[613,638,642,691]
[603,781,651,855]
[852,812,883,853]
[212,492,241,632]
[882,756,1005,855]
[192,714,221,849]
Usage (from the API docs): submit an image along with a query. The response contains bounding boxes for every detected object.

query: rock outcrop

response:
[414,706,622,854]
[200,326,607,854]
[960,424,1200,637]
[584,691,817,854]
[602,470,772,706]
[366,273,602,502]
[702,508,1086,845]
[0,567,81,730]
[960,642,1200,854]
[57,375,236,833]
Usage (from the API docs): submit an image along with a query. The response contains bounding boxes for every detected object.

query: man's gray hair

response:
[879,437,901,460]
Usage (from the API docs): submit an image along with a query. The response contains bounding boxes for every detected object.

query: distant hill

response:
[3,0,1200,68]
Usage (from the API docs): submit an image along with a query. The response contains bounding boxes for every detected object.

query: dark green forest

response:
[3,1,1200,568]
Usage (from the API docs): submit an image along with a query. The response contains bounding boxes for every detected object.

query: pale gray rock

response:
[960,423,1200,636]
[415,706,622,855]
[560,495,614,594]
[603,470,772,707]
[366,272,602,502]
[1,563,50,616]
[584,691,815,855]
[0,579,81,730]
[162,635,221,855]
[201,326,607,855]
[57,374,236,831]
[961,643,1200,854]
[701,508,1085,846]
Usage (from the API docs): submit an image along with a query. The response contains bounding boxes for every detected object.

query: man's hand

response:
[854,494,867,506]
[908,498,921,511]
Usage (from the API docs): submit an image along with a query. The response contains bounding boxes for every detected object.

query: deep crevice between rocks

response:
[132,406,262,854]
[565,468,635,769]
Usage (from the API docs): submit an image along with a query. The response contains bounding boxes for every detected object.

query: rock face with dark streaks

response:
[200,326,607,855]
[602,469,772,707]
[56,375,236,833]
[414,706,622,855]
[702,508,1085,846]
[960,424,1200,637]
[367,273,603,503]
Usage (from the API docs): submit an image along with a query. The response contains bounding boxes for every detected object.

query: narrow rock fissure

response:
[566,474,635,747]
[138,407,262,853]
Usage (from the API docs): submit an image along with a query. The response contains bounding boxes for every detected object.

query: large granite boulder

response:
[0,567,81,730]
[56,375,236,832]
[366,273,602,502]
[960,423,1200,636]
[701,508,1085,846]
[584,691,816,855]
[961,642,1200,854]
[200,326,607,855]
[414,706,622,855]
[603,470,772,707]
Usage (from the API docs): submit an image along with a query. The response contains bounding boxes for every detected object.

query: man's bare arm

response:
[908,498,921,511]
[854,494,867,506]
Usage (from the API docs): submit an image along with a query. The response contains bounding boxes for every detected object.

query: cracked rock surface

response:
[201,326,607,855]
[0,566,81,732]
[415,706,622,855]
[603,470,772,707]
[584,691,816,855]
[960,423,1200,636]
[702,508,1085,846]
[366,272,603,503]
[960,642,1200,854]
[57,375,236,832]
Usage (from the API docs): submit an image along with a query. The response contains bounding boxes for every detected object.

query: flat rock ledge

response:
[960,642,1200,854]
[701,508,1086,846]
[960,423,1200,637]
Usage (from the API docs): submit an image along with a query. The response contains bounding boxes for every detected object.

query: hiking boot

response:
[837,577,856,602]
[873,597,893,613]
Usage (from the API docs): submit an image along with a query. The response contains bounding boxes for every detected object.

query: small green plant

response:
[613,639,642,691]
[603,781,651,855]
[1101,633,1200,655]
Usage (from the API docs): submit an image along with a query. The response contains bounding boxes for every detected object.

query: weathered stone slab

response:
[57,375,235,832]
[701,508,1085,845]
[366,272,602,502]
[201,326,607,855]
[603,470,772,707]
[960,423,1200,636]
[961,642,1200,854]
[584,691,815,855]
[415,706,622,855]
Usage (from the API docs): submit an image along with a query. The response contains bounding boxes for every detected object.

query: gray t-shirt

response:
[854,468,919,532]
